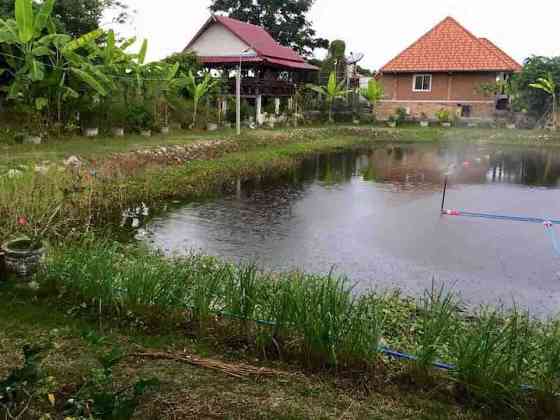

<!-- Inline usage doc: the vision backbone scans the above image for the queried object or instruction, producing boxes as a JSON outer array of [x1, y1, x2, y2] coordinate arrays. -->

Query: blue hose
[[443, 209, 560, 225]]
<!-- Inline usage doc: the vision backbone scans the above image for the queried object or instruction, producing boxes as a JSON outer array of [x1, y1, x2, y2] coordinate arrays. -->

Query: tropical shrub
[[512, 56, 560, 117], [307, 71, 351, 123]]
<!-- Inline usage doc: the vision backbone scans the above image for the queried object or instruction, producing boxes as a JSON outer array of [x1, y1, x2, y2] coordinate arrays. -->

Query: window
[[413, 74, 432, 92]]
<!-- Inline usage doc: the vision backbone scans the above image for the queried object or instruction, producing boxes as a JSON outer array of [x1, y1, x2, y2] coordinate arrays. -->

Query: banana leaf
[[33, 0, 55, 36], [71, 67, 108, 96], [62, 29, 103, 53], [15, 0, 34, 43]]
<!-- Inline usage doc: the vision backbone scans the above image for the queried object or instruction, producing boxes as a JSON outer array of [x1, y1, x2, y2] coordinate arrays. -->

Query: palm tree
[[530, 73, 557, 130], [183, 70, 219, 128], [307, 71, 351, 123], [360, 79, 384, 117]]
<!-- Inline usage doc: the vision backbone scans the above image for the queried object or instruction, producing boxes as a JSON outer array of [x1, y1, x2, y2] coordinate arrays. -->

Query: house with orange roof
[[376, 17, 522, 121]]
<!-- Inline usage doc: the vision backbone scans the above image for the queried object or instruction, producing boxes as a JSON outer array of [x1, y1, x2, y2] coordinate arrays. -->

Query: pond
[[142, 142, 560, 315]]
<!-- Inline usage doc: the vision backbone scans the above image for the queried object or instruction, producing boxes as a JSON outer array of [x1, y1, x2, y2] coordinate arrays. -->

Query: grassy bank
[[3, 126, 560, 166], [2, 241, 557, 419], [1, 280, 488, 420], [0, 128, 398, 240], [3, 126, 560, 241]]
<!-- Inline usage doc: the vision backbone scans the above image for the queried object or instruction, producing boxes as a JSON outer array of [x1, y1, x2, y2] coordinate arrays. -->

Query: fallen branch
[[128, 352, 289, 379]]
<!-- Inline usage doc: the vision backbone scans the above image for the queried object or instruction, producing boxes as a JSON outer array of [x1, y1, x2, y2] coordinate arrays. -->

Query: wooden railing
[[223, 79, 297, 97]]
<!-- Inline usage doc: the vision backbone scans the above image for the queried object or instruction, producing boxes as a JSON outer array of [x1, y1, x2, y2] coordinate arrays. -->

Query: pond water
[[142, 142, 560, 315]]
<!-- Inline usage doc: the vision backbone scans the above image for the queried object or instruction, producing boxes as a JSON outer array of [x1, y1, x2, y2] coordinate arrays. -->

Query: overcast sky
[[109, 0, 559, 70]]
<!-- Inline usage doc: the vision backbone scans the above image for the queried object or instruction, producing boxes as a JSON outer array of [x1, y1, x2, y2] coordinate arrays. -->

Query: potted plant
[[80, 100, 102, 137], [108, 100, 127, 137], [206, 109, 219, 131], [436, 108, 452, 127], [2, 204, 62, 277], [419, 112, 430, 127], [127, 104, 155, 137]]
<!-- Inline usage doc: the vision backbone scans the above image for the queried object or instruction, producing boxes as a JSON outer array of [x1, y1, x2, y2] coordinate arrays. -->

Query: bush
[[395, 107, 408, 122], [126, 104, 155, 132], [435, 108, 451, 123]]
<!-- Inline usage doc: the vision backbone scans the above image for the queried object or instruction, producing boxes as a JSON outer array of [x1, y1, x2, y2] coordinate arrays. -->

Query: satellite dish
[[345, 52, 365, 65]]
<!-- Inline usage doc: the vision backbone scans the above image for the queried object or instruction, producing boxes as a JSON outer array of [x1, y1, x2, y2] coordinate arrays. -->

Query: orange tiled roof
[[380, 17, 522, 73]]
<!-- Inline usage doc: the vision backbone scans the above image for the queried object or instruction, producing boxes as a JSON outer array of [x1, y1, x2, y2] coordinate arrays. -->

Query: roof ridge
[[379, 16, 452, 72], [449, 18, 514, 70], [478, 37, 522, 70], [379, 16, 518, 73], [214, 15, 268, 56]]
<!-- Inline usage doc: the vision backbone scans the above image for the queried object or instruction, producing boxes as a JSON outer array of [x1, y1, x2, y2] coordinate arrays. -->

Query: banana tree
[[126, 38, 150, 101], [530, 73, 558, 130], [45, 28, 111, 123], [182, 70, 219, 128], [0, 0, 57, 107], [307, 71, 351, 123], [143, 61, 180, 128], [84, 30, 137, 126], [360, 79, 384, 117], [0, 0, 110, 124]]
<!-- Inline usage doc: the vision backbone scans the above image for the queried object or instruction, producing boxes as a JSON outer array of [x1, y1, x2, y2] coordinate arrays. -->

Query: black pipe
[[441, 176, 448, 213]]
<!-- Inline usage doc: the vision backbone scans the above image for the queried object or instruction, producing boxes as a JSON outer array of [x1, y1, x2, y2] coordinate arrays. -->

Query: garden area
[[3, 0, 560, 419], [3, 125, 560, 419]]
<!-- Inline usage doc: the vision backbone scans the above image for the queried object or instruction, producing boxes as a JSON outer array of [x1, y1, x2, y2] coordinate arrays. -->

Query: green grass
[[2, 125, 560, 167], [0, 129, 228, 165], [17, 241, 558, 418], [0, 286, 488, 419]]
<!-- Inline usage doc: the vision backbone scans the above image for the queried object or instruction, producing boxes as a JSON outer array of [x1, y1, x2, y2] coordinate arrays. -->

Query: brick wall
[[380, 72, 498, 101], [376, 101, 495, 121], [377, 71, 498, 121]]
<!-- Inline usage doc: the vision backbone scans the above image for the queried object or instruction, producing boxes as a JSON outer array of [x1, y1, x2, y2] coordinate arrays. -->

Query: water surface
[[143, 142, 560, 315]]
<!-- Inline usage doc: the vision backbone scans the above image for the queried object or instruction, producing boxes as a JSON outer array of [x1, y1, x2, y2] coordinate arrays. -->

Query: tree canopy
[[209, 0, 328, 56], [0, 0, 130, 37], [513, 56, 560, 117]]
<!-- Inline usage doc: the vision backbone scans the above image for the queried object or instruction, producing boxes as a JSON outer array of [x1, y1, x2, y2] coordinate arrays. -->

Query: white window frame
[[412, 74, 432, 92]]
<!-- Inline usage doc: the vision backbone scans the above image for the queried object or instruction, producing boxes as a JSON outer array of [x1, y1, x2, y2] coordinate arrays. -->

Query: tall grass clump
[[277, 272, 385, 368], [412, 283, 457, 381], [0, 167, 68, 237], [532, 320, 560, 416], [449, 307, 535, 411]]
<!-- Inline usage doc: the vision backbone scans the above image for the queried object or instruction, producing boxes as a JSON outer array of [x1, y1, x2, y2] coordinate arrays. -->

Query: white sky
[[108, 0, 559, 70]]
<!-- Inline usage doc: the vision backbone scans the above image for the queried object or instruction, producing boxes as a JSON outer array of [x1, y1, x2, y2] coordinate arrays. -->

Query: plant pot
[[1, 239, 45, 277], [207, 123, 218, 131], [420, 121, 429, 127], [84, 128, 99, 137], [160, 126, 170, 135], [112, 127, 125, 137], [23, 135, 42, 145], [441, 122, 452, 128], [387, 121, 397, 128], [140, 130, 152, 137]]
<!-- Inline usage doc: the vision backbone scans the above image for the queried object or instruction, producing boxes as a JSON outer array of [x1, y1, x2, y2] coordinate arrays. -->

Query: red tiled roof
[[380, 17, 522, 73], [478, 38, 522, 72], [186, 15, 318, 71]]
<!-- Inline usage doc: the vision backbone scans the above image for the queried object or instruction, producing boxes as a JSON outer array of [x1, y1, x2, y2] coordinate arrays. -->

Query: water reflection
[[144, 143, 560, 315]]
